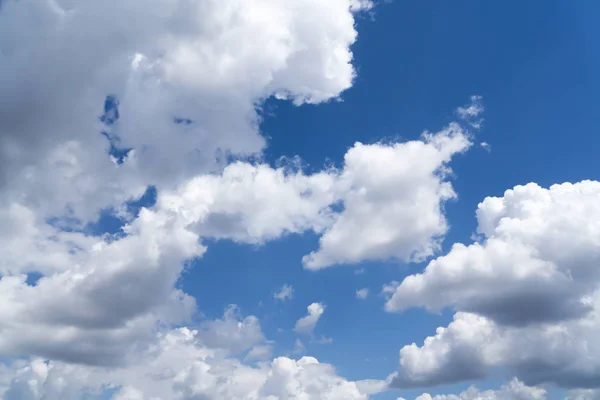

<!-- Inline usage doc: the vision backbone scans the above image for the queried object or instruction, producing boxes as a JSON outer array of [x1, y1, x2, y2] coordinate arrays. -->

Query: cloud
[[0, 0, 369, 222], [456, 95, 484, 129], [159, 116, 474, 269], [244, 344, 274, 362], [456, 95, 484, 119], [388, 181, 600, 389], [294, 303, 326, 335], [0, 208, 203, 366], [386, 181, 600, 326], [357, 288, 369, 299], [0, 0, 372, 370], [567, 390, 600, 400], [197, 305, 266, 355], [0, 326, 368, 400], [303, 123, 472, 269], [414, 378, 546, 400], [274, 284, 294, 302]]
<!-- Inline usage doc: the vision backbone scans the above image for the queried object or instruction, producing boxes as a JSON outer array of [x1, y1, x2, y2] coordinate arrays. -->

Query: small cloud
[[354, 268, 366, 275], [274, 284, 294, 302], [313, 336, 333, 345], [294, 302, 325, 335], [456, 95, 484, 119], [356, 288, 369, 299], [456, 95, 484, 129], [480, 141, 491, 152]]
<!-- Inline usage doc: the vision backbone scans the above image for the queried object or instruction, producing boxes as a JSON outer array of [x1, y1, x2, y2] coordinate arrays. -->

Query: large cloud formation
[[0, 0, 483, 398], [388, 181, 600, 390], [0, 324, 369, 400]]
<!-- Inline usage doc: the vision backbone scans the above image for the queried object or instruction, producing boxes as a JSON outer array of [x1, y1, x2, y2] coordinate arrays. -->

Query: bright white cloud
[[386, 181, 600, 325], [303, 124, 472, 269], [0, 327, 368, 400], [157, 117, 474, 269], [295, 303, 326, 335], [388, 181, 600, 389], [274, 284, 295, 302], [0, 0, 369, 223], [414, 378, 546, 400]]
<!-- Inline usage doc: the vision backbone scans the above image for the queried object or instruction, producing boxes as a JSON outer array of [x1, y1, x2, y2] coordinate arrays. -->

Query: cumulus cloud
[[386, 181, 600, 325], [0, 0, 369, 220], [0, 0, 373, 371], [388, 181, 600, 389], [158, 118, 473, 269], [303, 124, 472, 269], [414, 378, 546, 400], [357, 288, 369, 299], [0, 327, 368, 400], [295, 303, 326, 335], [197, 305, 266, 355]]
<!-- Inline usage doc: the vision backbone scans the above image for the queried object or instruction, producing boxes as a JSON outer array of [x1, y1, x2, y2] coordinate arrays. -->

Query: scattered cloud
[[388, 181, 600, 389], [357, 288, 370, 299], [274, 284, 294, 302], [294, 303, 326, 335]]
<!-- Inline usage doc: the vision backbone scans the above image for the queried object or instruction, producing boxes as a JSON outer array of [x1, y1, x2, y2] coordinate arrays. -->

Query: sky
[[0, 1, 599, 400]]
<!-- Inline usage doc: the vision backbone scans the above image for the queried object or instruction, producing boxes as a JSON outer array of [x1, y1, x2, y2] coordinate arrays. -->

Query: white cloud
[[244, 345, 274, 362], [0, 0, 369, 223], [456, 95, 484, 129], [158, 118, 473, 269], [414, 378, 546, 400], [274, 284, 294, 302], [386, 181, 600, 325], [110, 387, 144, 400], [456, 95, 484, 119], [0, 327, 367, 400], [197, 305, 266, 355], [0, 0, 372, 371], [388, 181, 600, 389], [294, 303, 326, 335], [303, 123, 472, 269], [356, 288, 369, 299]]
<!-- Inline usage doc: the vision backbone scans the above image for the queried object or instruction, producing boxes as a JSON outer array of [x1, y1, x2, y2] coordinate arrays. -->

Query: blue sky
[[1, 1, 600, 399]]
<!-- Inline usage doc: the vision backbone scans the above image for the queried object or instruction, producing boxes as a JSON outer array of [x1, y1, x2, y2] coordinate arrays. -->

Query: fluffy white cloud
[[0, 208, 203, 366], [275, 284, 295, 302], [356, 288, 369, 299], [388, 181, 600, 389], [0, 0, 370, 223], [386, 181, 600, 325], [414, 379, 546, 400], [158, 162, 338, 243], [0, 327, 369, 400], [158, 117, 473, 269], [303, 123, 471, 269], [197, 305, 266, 355], [0, 0, 373, 371], [295, 303, 326, 335]]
